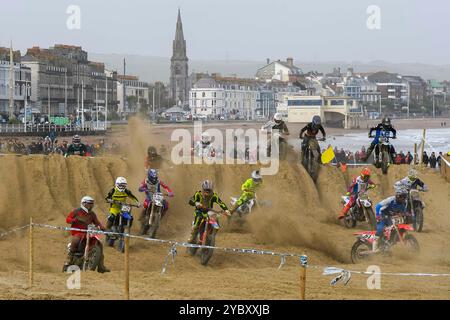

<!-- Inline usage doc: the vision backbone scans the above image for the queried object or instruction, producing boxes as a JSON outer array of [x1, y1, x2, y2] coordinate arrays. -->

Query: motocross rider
[[138, 169, 174, 227], [372, 186, 408, 252], [193, 132, 215, 157], [394, 168, 428, 192], [64, 196, 110, 273], [187, 180, 230, 244], [65, 135, 87, 157], [229, 170, 263, 215], [362, 117, 397, 162], [299, 115, 326, 163], [105, 177, 141, 231], [144, 146, 163, 170], [338, 167, 376, 220]]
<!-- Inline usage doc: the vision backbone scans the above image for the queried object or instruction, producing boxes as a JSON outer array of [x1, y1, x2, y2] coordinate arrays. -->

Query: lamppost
[[23, 83, 31, 132]]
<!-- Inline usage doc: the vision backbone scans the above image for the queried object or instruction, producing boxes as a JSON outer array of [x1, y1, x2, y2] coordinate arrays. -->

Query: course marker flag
[[321, 147, 335, 164]]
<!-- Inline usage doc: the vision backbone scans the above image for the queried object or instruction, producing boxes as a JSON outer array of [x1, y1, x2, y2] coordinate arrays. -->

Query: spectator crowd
[[0, 137, 122, 157]]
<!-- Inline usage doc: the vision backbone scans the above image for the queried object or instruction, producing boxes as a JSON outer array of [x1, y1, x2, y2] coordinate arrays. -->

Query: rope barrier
[[2, 223, 450, 281]]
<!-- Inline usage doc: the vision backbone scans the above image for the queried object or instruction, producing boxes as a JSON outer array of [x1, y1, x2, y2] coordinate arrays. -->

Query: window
[[330, 100, 344, 106], [287, 99, 322, 106], [202, 92, 205, 97]]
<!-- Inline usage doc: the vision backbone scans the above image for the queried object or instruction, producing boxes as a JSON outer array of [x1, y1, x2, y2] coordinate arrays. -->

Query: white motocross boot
[[372, 236, 380, 253]]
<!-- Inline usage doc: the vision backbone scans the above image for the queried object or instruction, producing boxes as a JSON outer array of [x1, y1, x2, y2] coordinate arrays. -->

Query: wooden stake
[[299, 254, 307, 300], [124, 228, 130, 300], [28, 216, 34, 288], [414, 143, 417, 165], [420, 129, 426, 164]]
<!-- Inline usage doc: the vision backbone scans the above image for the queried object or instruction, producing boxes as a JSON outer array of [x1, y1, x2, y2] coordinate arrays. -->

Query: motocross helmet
[[201, 132, 211, 145], [273, 113, 283, 124], [147, 169, 158, 185], [407, 168, 418, 182], [360, 167, 371, 182], [147, 146, 157, 158], [381, 117, 391, 129], [201, 180, 213, 196], [312, 115, 322, 128], [115, 177, 127, 192], [72, 135, 81, 145], [251, 169, 262, 183], [80, 195, 95, 212], [394, 186, 408, 203]]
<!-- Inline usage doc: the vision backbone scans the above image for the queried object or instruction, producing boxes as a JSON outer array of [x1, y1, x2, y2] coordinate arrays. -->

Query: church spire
[[170, 8, 188, 105], [173, 8, 186, 58]]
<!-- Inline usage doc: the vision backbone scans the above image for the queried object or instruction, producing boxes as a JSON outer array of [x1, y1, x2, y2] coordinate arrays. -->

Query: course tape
[[323, 267, 450, 278], [3, 223, 450, 279], [31, 223, 303, 272], [0, 224, 30, 238]]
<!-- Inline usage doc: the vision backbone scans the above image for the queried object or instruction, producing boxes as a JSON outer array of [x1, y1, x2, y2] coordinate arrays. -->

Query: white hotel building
[[189, 76, 258, 120]]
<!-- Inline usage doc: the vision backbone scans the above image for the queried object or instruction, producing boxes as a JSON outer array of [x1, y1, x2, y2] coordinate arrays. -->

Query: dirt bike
[[351, 215, 419, 264], [106, 200, 139, 253], [260, 122, 288, 160], [341, 191, 377, 230], [300, 137, 325, 182], [63, 224, 103, 272], [191, 143, 216, 160], [139, 191, 169, 238], [405, 189, 426, 232], [188, 209, 229, 266], [369, 131, 396, 175], [230, 196, 257, 218]]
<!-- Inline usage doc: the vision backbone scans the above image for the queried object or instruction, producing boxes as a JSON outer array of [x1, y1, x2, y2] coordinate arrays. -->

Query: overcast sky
[[1, 0, 449, 65]]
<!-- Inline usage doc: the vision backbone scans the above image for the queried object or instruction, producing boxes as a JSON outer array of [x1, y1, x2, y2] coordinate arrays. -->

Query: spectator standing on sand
[[422, 151, 429, 166], [395, 153, 402, 165], [437, 152, 443, 168], [405, 151, 413, 165], [429, 152, 437, 169]]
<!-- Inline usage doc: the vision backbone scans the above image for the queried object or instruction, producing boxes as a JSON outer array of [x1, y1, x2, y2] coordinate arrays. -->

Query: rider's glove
[[369, 184, 376, 189], [168, 192, 174, 197], [136, 202, 142, 208], [345, 192, 351, 196], [195, 202, 203, 209], [224, 210, 231, 217]]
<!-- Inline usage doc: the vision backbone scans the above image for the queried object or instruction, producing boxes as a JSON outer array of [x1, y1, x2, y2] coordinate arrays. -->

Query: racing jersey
[[299, 123, 326, 138], [105, 187, 139, 215]]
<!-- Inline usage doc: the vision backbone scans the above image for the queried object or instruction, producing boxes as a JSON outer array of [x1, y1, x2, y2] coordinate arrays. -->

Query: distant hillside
[[90, 53, 450, 83]]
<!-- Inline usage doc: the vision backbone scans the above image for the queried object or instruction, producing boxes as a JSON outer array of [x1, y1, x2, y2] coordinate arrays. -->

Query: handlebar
[[369, 134, 396, 139], [107, 199, 140, 207]]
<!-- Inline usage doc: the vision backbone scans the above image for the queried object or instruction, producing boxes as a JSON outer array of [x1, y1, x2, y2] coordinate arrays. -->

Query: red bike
[[351, 215, 419, 264], [63, 224, 103, 271], [188, 210, 229, 266]]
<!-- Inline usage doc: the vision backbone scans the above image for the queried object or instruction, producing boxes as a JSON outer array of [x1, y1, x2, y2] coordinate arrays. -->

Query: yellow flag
[[321, 147, 335, 164]]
